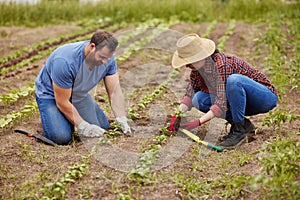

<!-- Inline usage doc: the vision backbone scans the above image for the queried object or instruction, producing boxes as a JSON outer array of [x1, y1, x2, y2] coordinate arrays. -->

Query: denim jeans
[[192, 74, 278, 122], [36, 94, 109, 145]]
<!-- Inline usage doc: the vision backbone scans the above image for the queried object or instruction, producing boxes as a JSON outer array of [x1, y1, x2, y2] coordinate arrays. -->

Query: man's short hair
[[90, 31, 118, 52]]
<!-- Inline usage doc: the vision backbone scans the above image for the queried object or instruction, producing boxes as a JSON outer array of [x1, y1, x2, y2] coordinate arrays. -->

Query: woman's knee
[[192, 92, 212, 112], [226, 74, 244, 89]]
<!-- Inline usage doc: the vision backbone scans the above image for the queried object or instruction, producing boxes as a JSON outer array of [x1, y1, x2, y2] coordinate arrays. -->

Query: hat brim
[[171, 38, 215, 68]]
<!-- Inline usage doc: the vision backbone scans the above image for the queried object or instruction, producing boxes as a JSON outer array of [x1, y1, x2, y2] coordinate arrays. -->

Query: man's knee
[[45, 129, 72, 145]]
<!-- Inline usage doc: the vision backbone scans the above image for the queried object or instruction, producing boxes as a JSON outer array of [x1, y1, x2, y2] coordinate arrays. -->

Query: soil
[[0, 22, 299, 200]]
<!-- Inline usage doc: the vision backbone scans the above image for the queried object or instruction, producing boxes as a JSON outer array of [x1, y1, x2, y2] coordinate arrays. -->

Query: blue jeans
[[36, 94, 109, 145], [192, 74, 278, 122]]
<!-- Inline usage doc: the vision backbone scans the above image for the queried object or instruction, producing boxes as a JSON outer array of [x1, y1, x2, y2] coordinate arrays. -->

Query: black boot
[[219, 120, 246, 149], [221, 118, 255, 141], [244, 118, 255, 134]]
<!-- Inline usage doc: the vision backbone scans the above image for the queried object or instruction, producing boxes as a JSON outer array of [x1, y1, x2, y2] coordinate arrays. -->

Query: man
[[35, 31, 131, 145], [168, 33, 278, 149]]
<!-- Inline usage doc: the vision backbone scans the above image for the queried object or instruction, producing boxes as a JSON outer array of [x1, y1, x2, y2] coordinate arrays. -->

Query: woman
[[169, 33, 278, 149]]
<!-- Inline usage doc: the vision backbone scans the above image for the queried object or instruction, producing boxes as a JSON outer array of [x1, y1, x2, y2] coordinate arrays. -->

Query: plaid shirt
[[181, 52, 278, 117]]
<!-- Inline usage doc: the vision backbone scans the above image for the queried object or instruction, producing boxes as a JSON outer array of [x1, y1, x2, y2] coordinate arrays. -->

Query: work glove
[[181, 119, 201, 130], [168, 115, 179, 131], [77, 121, 106, 137], [116, 116, 132, 134]]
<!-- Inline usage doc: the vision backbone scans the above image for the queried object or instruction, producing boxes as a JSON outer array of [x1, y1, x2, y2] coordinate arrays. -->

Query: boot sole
[[220, 128, 256, 142], [220, 137, 247, 150]]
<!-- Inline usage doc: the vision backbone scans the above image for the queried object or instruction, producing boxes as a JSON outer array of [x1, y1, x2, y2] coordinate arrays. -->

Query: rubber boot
[[219, 120, 246, 149]]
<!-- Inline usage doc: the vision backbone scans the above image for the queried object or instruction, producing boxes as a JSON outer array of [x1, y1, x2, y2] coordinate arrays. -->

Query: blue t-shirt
[[35, 41, 117, 103]]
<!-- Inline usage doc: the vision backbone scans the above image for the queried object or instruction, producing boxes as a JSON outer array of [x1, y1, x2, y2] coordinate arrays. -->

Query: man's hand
[[181, 119, 201, 130], [77, 121, 106, 137], [116, 116, 132, 134]]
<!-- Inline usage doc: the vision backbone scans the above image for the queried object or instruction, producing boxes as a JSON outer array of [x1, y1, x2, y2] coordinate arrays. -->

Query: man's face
[[86, 45, 114, 68]]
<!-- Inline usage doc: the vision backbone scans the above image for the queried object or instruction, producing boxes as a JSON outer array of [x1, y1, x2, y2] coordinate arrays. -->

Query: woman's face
[[186, 59, 205, 70]]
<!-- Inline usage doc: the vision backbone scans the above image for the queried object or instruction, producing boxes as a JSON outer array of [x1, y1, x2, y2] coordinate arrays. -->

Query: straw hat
[[172, 33, 215, 68]]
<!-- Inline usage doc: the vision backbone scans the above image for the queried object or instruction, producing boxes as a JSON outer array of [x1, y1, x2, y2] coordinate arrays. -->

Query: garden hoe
[[174, 117, 223, 152], [14, 129, 56, 146]]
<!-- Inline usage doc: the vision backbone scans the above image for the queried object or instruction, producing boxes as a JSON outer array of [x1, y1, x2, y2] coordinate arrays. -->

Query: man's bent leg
[[36, 96, 73, 145], [73, 95, 110, 129]]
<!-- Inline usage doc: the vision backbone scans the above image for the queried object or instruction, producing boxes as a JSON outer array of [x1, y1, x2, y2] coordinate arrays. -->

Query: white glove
[[116, 116, 132, 134], [77, 121, 106, 137]]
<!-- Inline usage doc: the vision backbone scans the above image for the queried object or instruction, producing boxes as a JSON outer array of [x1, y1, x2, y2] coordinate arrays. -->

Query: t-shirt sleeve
[[106, 57, 117, 76], [51, 58, 74, 88]]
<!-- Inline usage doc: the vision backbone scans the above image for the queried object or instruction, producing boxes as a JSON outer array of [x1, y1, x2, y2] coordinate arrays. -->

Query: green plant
[[105, 121, 122, 138], [262, 109, 300, 131], [216, 174, 251, 199], [128, 151, 157, 185], [202, 20, 217, 38], [172, 173, 213, 199], [41, 163, 87, 199], [0, 101, 38, 130], [0, 84, 35, 104], [250, 137, 300, 199], [217, 20, 236, 52], [118, 193, 132, 200]]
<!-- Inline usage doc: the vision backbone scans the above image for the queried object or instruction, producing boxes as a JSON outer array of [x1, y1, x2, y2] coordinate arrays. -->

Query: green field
[[0, 0, 299, 199]]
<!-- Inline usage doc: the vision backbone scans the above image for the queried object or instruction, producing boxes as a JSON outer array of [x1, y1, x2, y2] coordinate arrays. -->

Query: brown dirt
[[0, 22, 299, 200], [0, 24, 81, 59]]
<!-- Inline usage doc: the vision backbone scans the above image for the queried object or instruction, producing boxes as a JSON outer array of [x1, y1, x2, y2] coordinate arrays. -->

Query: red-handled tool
[[14, 129, 56, 146]]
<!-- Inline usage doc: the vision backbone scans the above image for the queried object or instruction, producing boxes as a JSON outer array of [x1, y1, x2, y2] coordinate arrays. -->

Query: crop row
[[0, 25, 117, 78], [0, 84, 35, 104], [116, 18, 178, 63], [217, 20, 236, 52], [0, 102, 37, 129], [126, 22, 220, 185], [0, 20, 111, 69], [128, 68, 179, 119], [1, 19, 152, 78]]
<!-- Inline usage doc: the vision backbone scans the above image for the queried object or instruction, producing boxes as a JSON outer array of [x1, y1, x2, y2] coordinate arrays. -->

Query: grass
[[0, 0, 299, 27]]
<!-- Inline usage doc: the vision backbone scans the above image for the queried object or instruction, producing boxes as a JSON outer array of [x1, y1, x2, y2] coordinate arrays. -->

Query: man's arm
[[104, 73, 126, 117], [53, 82, 84, 127]]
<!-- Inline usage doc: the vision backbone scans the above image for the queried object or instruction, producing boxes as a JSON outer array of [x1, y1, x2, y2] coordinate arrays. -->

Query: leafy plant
[[262, 109, 300, 131], [41, 163, 87, 199], [202, 20, 217, 38], [0, 84, 35, 104], [128, 150, 157, 185], [217, 20, 236, 52], [0, 102, 38, 130], [118, 193, 132, 200], [250, 137, 300, 199], [105, 121, 123, 138]]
